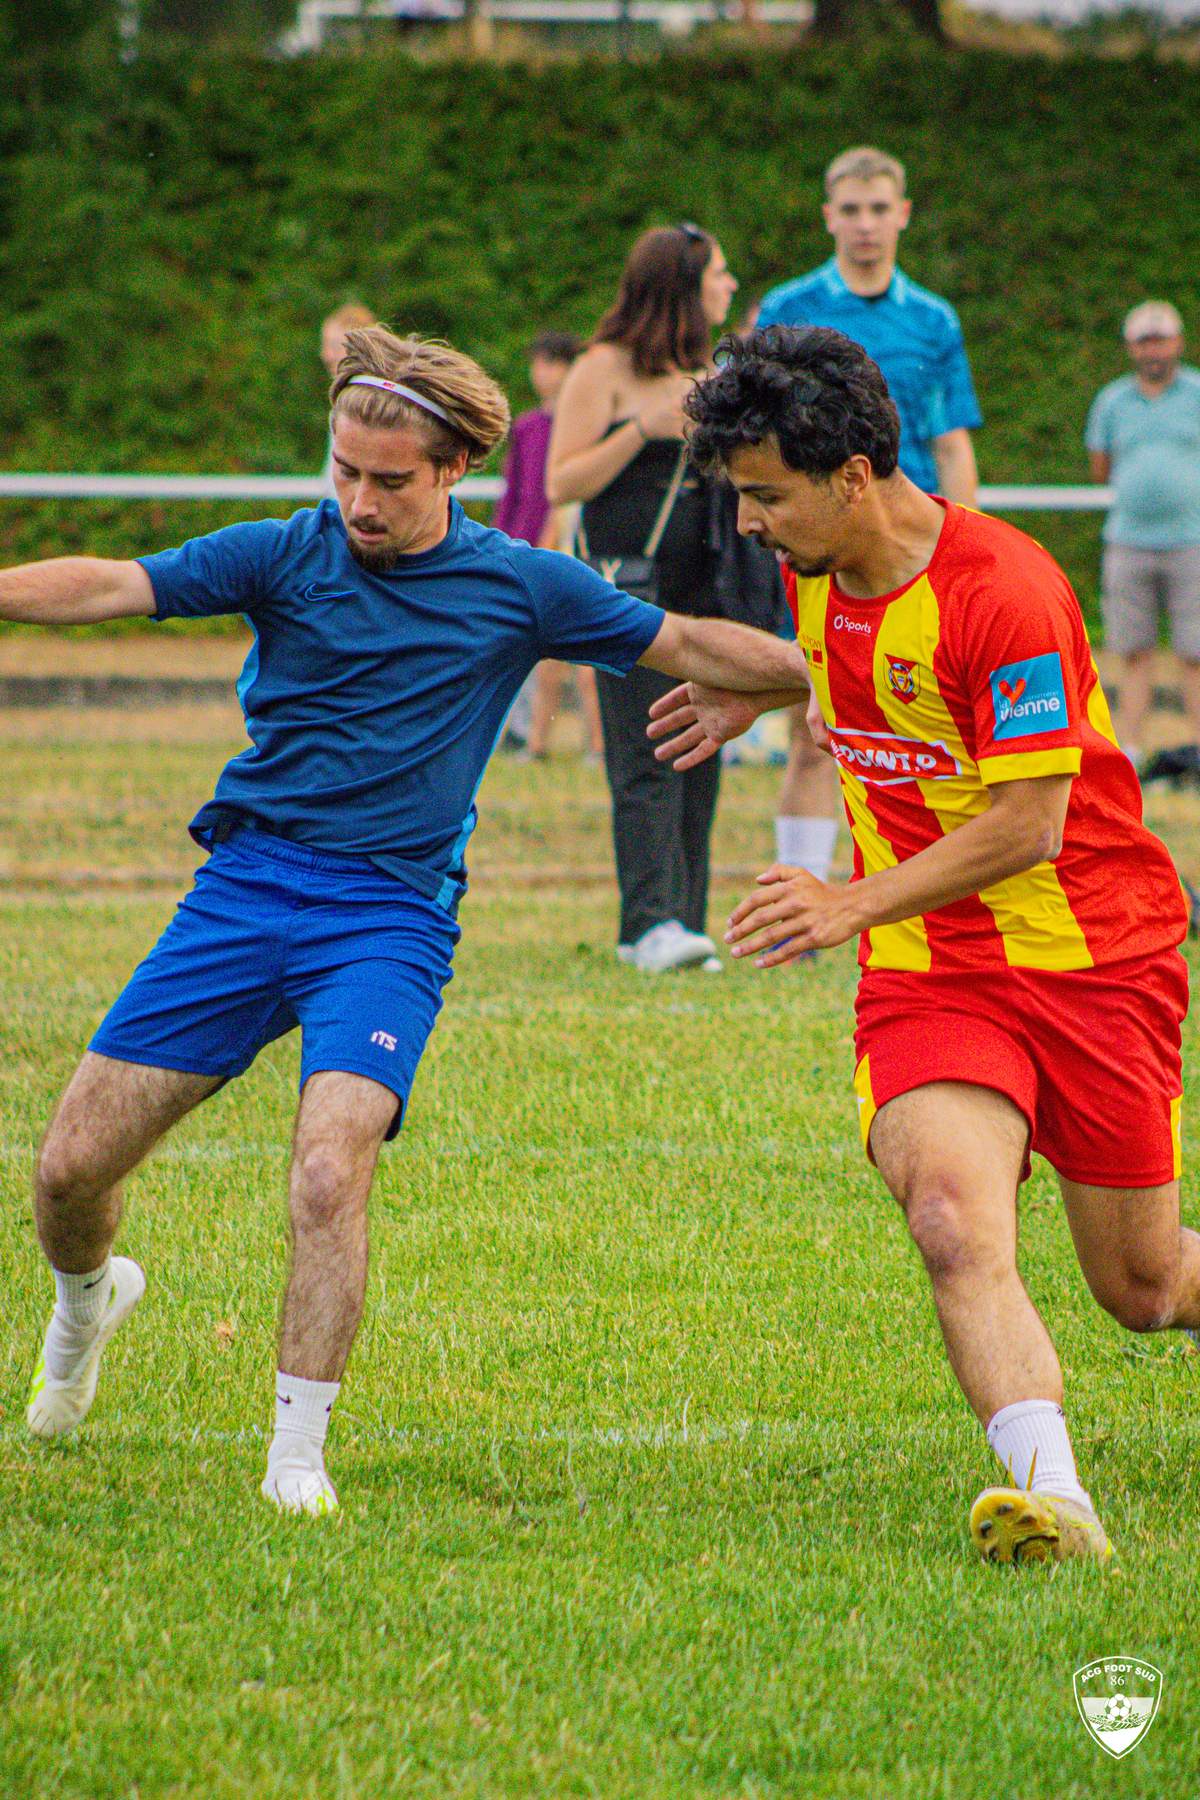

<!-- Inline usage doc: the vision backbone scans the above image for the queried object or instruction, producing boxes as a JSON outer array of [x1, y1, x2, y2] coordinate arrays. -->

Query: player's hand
[[647, 682, 762, 771], [806, 685, 831, 755], [725, 863, 861, 966]]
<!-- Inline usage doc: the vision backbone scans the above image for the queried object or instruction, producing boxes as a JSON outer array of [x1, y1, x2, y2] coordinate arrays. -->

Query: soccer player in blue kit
[[12, 329, 813, 1514]]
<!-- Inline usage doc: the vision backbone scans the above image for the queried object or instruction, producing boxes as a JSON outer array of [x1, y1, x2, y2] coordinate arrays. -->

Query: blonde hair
[[824, 146, 907, 199], [329, 328, 511, 471]]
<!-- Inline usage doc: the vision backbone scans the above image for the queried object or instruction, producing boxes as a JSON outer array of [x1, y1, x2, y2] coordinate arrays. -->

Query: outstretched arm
[[0, 558, 155, 625], [638, 613, 810, 770], [639, 611, 809, 695]]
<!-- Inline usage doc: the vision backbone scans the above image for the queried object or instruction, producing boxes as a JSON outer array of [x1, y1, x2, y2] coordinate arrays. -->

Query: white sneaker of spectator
[[617, 920, 717, 973]]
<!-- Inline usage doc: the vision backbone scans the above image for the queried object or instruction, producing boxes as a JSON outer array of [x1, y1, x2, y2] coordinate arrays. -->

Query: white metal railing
[[279, 0, 1200, 53], [0, 473, 503, 502], [0, 473, 1110, 511], [281, 0, 813, 52]]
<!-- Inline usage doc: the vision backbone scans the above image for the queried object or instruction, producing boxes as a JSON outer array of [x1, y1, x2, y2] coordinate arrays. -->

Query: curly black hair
[[685, 325, 900, 481]]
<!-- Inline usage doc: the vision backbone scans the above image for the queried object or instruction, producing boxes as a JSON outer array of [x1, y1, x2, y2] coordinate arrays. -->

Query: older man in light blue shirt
[[1087, 300, 1200, 769]]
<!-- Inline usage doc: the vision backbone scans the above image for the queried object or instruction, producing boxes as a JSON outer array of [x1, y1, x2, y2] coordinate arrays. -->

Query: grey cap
[[1124, 300, 1184, 342]]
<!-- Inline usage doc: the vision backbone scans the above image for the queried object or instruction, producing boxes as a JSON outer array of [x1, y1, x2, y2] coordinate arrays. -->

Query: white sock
[[986, 1399, 1091, 1509], [775, 815, 838, 882], [44, 1258, 113, 1379], [267, 1371, 340, 1472]]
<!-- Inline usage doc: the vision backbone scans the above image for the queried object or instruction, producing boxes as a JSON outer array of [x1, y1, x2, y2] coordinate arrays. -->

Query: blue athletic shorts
[[90, 827, 460, 1139]]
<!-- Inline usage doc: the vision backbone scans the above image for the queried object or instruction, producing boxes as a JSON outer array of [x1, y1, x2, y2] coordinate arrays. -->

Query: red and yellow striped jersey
[[784, 501, 1186, 973]]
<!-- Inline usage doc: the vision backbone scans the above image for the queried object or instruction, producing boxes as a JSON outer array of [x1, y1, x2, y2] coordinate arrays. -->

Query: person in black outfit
[[547, 224, 740, 972]]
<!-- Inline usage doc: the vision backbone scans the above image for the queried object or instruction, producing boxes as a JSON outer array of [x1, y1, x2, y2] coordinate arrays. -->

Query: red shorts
[[853, 948, 1188, 1188]]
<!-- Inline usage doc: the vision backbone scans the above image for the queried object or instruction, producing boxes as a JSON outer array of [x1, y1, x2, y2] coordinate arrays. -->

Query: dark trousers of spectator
[[596, 662, 721, 946]]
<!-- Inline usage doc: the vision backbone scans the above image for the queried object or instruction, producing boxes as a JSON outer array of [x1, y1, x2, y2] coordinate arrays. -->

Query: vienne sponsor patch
[[989, 652, 1068, 741], [1073, 1657, 1163, 1759], [827, 726, 960, 786]]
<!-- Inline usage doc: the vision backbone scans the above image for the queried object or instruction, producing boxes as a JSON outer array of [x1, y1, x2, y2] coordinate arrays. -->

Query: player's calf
[[260, 1071, 394, 1516]]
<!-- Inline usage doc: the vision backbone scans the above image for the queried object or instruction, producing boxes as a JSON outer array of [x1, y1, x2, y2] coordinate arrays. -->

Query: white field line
[[0, 1413, 862, 1454], [0, 1134, 862, 1165]]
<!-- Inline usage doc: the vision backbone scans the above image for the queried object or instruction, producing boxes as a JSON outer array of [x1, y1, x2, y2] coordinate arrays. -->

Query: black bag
[[576, 445, 688, 604]]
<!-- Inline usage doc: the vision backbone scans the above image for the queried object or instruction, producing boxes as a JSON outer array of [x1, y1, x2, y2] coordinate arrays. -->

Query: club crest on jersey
[[989, 653, 1068, 740], [800, 634, 824, 668], [884, 654, 920, 704]]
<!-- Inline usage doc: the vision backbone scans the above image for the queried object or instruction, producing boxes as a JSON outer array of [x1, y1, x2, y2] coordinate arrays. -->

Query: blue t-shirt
[[1085, 366, 1200, 549], [139, 499, 663, 910], [757, 259, 983, 494]]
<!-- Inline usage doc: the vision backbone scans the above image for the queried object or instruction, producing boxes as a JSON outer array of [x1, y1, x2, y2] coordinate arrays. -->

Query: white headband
[[345, 375, 454, 427]]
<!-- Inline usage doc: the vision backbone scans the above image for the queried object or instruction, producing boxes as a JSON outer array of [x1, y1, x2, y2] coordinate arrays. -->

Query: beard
[[347, 534, 405, 573], [786, 554, 837, 579]]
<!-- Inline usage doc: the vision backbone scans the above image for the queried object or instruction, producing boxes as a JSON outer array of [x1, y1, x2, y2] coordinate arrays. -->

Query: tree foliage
[[811, 0, 944, 40], [141, 0, 295, 47], [0, 0, 117, 55]]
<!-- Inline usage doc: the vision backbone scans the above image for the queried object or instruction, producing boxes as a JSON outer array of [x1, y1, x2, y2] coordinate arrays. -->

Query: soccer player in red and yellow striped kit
[[652, 325, 1200, 1564]]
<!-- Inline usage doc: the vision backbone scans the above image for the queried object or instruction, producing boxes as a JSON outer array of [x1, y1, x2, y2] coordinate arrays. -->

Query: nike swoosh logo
[[83, 1275, 105, 1289], [277, 1394, 293, 1405]]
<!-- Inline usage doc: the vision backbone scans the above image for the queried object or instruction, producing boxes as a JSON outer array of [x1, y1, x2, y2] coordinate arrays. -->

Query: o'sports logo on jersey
[[989, 653, 1068, 740], [827, 726, 960, 786], [885, 654, 920, 704]]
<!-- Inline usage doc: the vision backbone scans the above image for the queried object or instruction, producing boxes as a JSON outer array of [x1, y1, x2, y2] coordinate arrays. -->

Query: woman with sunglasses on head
[[547, 224, 740, 973]]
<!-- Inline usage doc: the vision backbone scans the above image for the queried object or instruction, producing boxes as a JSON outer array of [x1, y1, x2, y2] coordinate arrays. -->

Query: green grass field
[[3, 704, 1199, 1798]]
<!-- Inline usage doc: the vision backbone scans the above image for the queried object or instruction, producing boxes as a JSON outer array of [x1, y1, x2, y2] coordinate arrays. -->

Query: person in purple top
[[495, 333, 604, 758], [494, 332, 580, 546]]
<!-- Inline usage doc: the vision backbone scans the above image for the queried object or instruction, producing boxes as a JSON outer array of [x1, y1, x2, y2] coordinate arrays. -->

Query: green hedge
[[1, 42, 1197, 626]]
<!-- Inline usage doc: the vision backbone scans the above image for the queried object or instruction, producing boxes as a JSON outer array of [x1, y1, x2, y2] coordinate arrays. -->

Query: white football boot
[[262, 1461, 340, 1517], [27, 1256, 146, 1439]]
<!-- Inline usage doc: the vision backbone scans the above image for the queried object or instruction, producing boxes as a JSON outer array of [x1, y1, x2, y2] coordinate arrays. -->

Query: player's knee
[[904, 1183, 992, 1283], [1098, 1275, 1177, 1335], [35, 1131, 101, 1209], [290, 1145, 361, 1232]]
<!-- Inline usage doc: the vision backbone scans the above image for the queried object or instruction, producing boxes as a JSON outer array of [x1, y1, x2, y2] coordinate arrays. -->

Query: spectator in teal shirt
[[1087, 300, 1200, 771]]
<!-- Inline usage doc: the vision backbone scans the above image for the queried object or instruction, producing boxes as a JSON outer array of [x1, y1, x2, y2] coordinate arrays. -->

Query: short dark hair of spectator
[[530, 331, 583, 365], [685, 326, 901, 482], [593, 225, 716, 380]]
